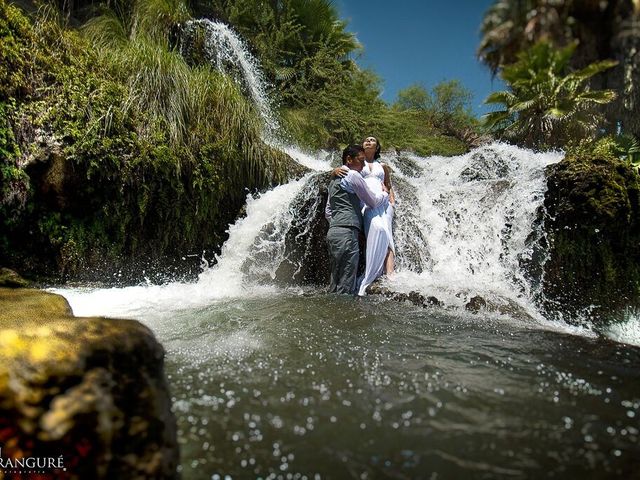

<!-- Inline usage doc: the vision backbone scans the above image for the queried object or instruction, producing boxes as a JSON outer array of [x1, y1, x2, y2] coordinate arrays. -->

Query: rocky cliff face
[[0, 284, 178, 479], [543, 154, 640, 322]]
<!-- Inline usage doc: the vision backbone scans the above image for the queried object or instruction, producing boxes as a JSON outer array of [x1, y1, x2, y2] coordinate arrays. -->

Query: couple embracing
[[325, 136, 395, 296]]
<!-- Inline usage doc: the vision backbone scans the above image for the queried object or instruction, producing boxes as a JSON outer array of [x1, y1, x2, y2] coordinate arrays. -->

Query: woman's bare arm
[[382, 164, 395, 205]]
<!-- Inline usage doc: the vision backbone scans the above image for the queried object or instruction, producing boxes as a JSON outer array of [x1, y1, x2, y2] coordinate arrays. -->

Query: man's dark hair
[[342, 144, 364, 164]]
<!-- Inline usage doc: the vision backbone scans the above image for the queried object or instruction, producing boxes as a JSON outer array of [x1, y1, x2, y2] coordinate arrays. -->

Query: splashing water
[[58, 176, 311, 318], [385, 144, 561, 313], [604, 311, 640, 346]]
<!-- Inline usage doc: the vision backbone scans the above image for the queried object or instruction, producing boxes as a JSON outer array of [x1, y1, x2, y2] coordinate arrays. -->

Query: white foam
[[389, 144, 562, 313], [55, 176, 310, 318], [604, 314, 640, 346]]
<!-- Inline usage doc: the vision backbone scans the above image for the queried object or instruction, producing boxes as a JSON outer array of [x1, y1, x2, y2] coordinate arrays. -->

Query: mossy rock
[[0, 288, 178, 479], [543, 154, 640, 320], [545, 155, 640, 228], [0, 267, 30, 288]]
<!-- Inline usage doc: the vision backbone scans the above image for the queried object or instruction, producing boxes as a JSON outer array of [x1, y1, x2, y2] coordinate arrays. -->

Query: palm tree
[[480, 0, 550, 75], [478, 0, 640, 136], [484, 41, 617, 148]]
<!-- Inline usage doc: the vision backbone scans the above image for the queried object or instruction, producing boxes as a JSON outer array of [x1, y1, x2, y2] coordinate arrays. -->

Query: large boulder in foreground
[[0, 288, 178, 479]]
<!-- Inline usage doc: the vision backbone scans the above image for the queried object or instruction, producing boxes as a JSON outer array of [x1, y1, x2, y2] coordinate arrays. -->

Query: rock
[[245, 172, 332, 286], [0, 287, 72, 321], [0, 267, 30, 287], [460, 147, 513, 181], [465, 295, 487, 313], [389, 154, 423, 178], [367, 282, 442, 308], [0, 288, 178, 479], [543, 153, 640, 322]]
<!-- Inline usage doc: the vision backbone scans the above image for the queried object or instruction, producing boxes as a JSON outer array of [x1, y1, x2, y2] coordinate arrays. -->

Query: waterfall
[[174, 21, 561, 314], [174, 21, 564, 311], [180, 19, 280, 139], [59, 144, 564, 326], [178, 19, 332, 171], [57, 18, 612, 338], [385, 144, 562, 313], [228, 144, 564, 313], [59, 175, 313, 317]]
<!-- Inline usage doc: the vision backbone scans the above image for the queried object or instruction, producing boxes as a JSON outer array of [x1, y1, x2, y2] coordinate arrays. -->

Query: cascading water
[[174, 18, 565, 318], [385, 144, 561, 315], [51, 18, 640, 479], [178, 19, 331, 171], [180, 19, 280, 138]]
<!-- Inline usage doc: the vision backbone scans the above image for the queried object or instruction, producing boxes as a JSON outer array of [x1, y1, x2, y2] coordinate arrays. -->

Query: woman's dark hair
[[363, 136, 382, 159], [342, 144, 364, 164]]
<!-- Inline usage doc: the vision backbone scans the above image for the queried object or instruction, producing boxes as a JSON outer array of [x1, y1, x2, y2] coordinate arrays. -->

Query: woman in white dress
[[357, 136, 395, 295]]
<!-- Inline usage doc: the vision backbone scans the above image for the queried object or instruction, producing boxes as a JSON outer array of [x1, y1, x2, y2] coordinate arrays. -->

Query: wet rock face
[[543, 155, 640, 321], [367, 283, 443, 308], [465, 295, 487, 313], [0, 288, 178, 479], [275, 172, 332, 286], [460, 147, 515, 181]]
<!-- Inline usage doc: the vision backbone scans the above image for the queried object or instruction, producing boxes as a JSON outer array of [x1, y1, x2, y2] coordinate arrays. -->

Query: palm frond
[[482, 109, 512, 130], [484, 90, 516, 105], [575, 89, 617, 104], [511, 98, 537, 112], [568, 60, 619, 83]]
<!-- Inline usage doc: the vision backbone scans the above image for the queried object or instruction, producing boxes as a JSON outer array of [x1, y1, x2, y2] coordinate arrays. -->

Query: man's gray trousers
[[327, 225, 360, 294]]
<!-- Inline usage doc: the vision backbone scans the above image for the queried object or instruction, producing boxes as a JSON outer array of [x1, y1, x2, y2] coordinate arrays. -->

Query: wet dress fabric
[[358, 161, 395, 296]]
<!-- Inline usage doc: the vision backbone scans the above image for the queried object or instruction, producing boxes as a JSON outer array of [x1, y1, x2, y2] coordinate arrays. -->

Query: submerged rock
[[0, 288, 178, 479], [367, 283, 442, 308], [465, 295, 487, 313]]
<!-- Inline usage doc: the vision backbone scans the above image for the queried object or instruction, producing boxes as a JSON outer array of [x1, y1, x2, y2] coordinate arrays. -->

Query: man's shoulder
[[328, 175, 346, 194], [344, 169, 361, 181]]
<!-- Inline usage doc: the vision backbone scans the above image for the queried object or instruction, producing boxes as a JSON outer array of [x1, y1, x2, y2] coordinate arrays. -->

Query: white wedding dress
[[358, 161, 395, 296]]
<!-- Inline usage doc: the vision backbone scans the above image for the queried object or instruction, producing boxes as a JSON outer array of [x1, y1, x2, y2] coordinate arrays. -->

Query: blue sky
[[335, 0, 503, 116]]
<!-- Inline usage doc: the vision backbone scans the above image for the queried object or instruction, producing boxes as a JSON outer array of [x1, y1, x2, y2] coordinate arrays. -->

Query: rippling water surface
[[124, 294, 640, 479]]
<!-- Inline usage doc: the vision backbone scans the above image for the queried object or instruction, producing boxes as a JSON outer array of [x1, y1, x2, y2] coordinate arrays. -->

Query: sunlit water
[[58, 290, 640, 479]]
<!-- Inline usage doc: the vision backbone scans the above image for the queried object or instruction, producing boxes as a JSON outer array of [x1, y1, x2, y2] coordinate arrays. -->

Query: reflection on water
[[138, 295, 640, 479]]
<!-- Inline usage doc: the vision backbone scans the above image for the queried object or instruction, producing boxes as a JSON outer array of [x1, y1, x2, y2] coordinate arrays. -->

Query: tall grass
[[82, 0, 276, 184]]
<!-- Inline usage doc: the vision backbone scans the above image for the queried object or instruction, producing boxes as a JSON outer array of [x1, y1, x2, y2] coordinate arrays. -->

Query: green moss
[[0, 4, 294, 281], [543, 143, 640, 320], [0, 2, 33, 100]]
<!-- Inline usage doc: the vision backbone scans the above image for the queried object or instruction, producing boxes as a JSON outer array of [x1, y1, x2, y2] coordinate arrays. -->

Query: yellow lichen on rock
[[0, 287, 178, 479], [0, 288, 73, 326]]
